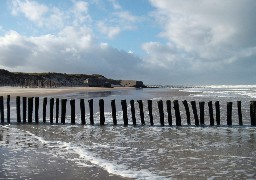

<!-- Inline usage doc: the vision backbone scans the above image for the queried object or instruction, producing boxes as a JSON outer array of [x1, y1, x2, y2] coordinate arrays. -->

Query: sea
[[1, 85, 256, 179]]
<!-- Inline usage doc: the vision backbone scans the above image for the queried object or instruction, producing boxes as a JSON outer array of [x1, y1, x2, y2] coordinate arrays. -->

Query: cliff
[[0, 69, 145, 88]]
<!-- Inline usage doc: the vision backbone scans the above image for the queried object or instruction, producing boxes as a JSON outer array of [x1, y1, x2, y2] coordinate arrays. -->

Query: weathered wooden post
[[158, 100, 164, 126], [137, 100, 145, 125], [99, 99, 105, 125], [148, 100, 154, 126], [56, 98, 59, 123], [250, 101, 256, 126], [16, 96, 21, 123], [7, 95, 10, 124], [191, 101, 199, 126], [35, 97, 39, 123], [111, 100, 117, 125], [43, 97, 47, 123], [173, 100, 181, 126], [166, 100, 172, 126], [237, 101, 243, 125], [227, 102, 232, 126], [61, 99, 67, 124], [50, 98, 54, 124], [199, 102, 205, 125], [0, 96, 4, 123], [208, 101, 214, 126], [215, 101, 220, 125], [70, 99, 76, 124], [80, 99, 86, 125], [121, 100, 128, 125], [28, 97, 33, 123], [23, 97, 27, 123], [182, 100, 190, 125], [130, 100, 136, 125], [88, 99, 94, 125]]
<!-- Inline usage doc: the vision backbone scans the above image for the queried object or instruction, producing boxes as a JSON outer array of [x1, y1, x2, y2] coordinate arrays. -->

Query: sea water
[[1, 86, 256, 179]]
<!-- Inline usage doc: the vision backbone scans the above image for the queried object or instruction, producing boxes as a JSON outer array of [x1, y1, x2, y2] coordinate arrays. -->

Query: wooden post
[[121, 100, 128, 125], [70, 99, 75, 124], [208, 101, 214, 126], [227, 102, 232, 126], [0, 96, 4, 123], [56, 98, 59, 123], [250, 101, 256, 126], [166, 100, 172, 126], [80, 99, 86, 125], [23, 97, 27, 123], [130, 100, 136, 125], [111, 100, 117, 125], [7, 95, 10, 124], [99, 99, 105, 125], [43, 97, 47, 123], [35, 97, 39, 123], [173, 100, 181, 126], [16, 96, 21, 123], [88, 99, 94, 125], [191, 101, 199, 126], [199, 102, 205, 125], [148, 100, 154, 126], [137, 100, 145, 125], [215, 101, 220, 125], [157, 100, 164, 126], [237, 101, 243, 125], [50, 98, 54, 124], [182, 100, 190, 125], [61, 99, 67, 124], [28, 97, 33, 123]]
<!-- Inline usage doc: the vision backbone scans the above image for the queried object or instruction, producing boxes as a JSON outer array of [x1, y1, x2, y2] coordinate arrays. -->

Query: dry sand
[[0, 86, 134, 98]]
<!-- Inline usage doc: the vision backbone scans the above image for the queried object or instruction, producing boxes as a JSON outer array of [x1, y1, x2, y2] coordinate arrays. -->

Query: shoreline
[[0, 86, 134, 98]]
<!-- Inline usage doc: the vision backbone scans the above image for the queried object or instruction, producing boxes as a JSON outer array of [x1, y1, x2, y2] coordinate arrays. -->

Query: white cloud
[[97, 21, 121, 38], [109, 0, 122, 10], [11, 0, 48, 25], [71, 0, 91, 26], [10, 0, 91, 30], [0, 29, 143, 80], [140, 0, 256, 84], [149, 0, 256, 62]]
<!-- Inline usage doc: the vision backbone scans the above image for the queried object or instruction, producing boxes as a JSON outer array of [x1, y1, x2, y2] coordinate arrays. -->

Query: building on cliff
[[84, 78, 111, 87], [120, 80, 145, 88], [84, 78, 145, 88]]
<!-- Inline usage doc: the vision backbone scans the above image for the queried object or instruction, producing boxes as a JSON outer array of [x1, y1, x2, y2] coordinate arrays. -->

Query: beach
[[0, 86, 134, 98], [1, 86, 256, 179]]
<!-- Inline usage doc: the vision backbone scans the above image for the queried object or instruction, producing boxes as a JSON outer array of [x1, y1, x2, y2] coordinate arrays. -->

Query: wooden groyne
[[0, 95, 256, 126]]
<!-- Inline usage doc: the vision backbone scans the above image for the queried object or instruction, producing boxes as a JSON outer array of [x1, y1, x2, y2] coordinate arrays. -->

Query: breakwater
[[0, 95, 256, 126]]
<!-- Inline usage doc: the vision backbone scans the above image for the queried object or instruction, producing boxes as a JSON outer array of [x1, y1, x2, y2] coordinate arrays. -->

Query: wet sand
[[0, 86, 134, 98], [0, 126, 128, 180]]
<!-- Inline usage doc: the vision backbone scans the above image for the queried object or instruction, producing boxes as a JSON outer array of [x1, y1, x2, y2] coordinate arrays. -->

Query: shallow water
[[1, 86, 256, 179]]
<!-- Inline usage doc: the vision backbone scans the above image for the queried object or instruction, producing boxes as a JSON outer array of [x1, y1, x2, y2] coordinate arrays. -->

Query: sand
[[0, 126, 127, 180], [0, 86, 134, 98]]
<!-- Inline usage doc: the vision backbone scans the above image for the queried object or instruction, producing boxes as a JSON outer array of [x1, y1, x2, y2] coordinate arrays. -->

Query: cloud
[[109, 0, 122, 10], [71, 0, 91, 26], [0, 28, 143, 80], [97, 21, 121, 38], [10, 0, 91, 29], [142, 0, 256, 84], [11, 0, 48, 25]]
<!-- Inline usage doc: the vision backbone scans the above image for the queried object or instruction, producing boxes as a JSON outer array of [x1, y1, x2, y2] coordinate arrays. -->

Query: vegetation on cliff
[[0, 69, 121, 87]]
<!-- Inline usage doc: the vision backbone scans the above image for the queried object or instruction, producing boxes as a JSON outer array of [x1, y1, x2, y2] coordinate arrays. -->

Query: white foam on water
[[181, 85, 256, 98], [9, 126, 166, 180]]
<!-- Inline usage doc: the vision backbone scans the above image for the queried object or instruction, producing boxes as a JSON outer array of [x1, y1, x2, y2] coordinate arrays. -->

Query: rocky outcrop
[[0, 69, 121, 87], [0, 69, 145, 88]]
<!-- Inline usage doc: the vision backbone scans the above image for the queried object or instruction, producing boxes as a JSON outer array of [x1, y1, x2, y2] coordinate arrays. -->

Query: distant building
[[84, 78, 111, 87], [120, 80, 145, 88]]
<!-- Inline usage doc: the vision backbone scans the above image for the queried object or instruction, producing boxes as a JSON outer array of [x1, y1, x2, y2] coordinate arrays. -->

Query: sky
[[0, 0, 255, 85]]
